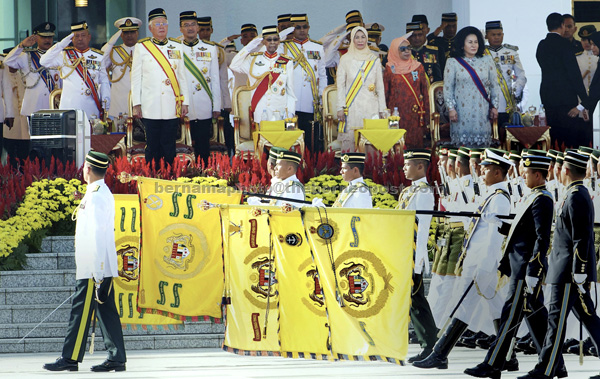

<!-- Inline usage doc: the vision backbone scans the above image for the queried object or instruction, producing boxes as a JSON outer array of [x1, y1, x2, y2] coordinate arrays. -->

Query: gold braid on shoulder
[[60, 52, 86, 81], [107, 47, 132, 83]]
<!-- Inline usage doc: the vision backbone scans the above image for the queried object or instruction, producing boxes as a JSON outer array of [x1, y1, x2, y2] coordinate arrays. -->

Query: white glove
[[59, 33, 74, 48], [574, 273, 587, 292], [278, 26, 295, 41], [246, 36, 264, 52], [107, 30, 122, 46], [481, 212, 502, 226], [93, 272, 104, 285], [311, 197, 326, 208], [102, 98, 110, 112], [525, 275, 538, 294], [246, 196, 262, 206]]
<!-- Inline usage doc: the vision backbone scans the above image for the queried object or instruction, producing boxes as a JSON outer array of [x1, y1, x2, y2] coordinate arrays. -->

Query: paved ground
[[1, 345, 599, 378]]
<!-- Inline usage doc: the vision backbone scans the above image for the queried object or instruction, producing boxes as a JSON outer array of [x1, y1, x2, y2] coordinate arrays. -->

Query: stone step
[[24, 253, 75, 270], [0, 321, 224, 339], [0, 269, 75, 289], [0, 286, 75, 306], [0, 333, 224, 354], [40, 236, 75, 254]]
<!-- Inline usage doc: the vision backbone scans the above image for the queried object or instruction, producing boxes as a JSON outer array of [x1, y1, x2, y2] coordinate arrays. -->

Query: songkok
[[346, 22, 362, 32], [448, 149, 459, 160], [346, 10, 363, 24], [564, 150, 589, 169], [508, 150, 521, 162], [276, 150, 302, 164], [404, 149, 431, 161], [469, 148, 485, 159], [438, 147, 450, 157], [522, 149, 547, 157], [71, 21, 88, 32], [485, 20, 503, 31], [556, 152, 564, 165], [480, 149, 513, 171], [591, 149, 600, 162], [197, 16, 212, 27], [341, 152, 366, 164], [268, 147, 286, 160], [290, 14, 308, 23], [262, 25, 278, 36], [522, 155, 552, 171], [33, 22, 56, 37], [442, 13, 458, 22], [577, 146, 594, 157], [86, 151, 110, 169], [412, 14, 429, 25], [579, 24, 596, 39], [406, 22, 423, 32], [225, 40, 237, 51], [148, 8, 167, 22], [180, 11, 197, 24], [546, 149, 560, 162], [241, 23, 257, 34], [457, 146, 471, 159], [277, 14, 291, 24], [115, 17, 142, 31]]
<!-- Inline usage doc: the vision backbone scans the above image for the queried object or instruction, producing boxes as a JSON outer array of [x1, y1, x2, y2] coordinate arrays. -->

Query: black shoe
[[518, 340, 537, 355], [502, 357, 519, 372], [412, 351, 448, 369], [476, 334, 496, 350], [407, 349, 432, 364], [516, 334, 533, 352], [43, 357, 78, 372], [584, 337, 595, 356], [516, 371, 551, 379], [589, 344, 598, 357], [464, 362, 501, 379], [562, 338, 579, 353], [456, 330, 475, 347], [90, 359, 126, 372], [555, 366, 568, 378], [589, 374, 600, 379], [459, 331, 486, 349]]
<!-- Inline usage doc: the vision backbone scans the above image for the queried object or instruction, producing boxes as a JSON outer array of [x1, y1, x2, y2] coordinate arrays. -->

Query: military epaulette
[[369, 46, 380, 52], [168, 38, 182, 43], [426, 45, 438, 50], [23, 47, 37, 52], [91, 48, 104, 55], [309, 38, 323, 45], [576, 50, 584, 56], [280, 54, 292, 60], [138, 37, 151, 43], [250, 52, 263, 56], [503, 43, 518, 51], [64, 46, 75, 50], [92, 184, 101, 192], [417, 181, 431, 189]]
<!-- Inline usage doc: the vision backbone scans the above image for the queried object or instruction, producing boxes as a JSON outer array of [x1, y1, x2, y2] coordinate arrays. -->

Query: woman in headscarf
[[444, 26, 499, 147], [336, 26, 386, 152], [384, 35, 430, 148]]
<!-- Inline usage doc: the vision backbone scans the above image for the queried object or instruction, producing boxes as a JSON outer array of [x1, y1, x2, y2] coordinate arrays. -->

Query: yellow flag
[[301, 207, 415, 364], [269, 210, 331, 359], [137, 178, 242, 320], [221, 205, 280, 355], [113, 195, 181, 329]]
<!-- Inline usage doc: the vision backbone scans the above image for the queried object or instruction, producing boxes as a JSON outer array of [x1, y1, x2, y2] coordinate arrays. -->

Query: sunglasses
[[265, 37, 280, 42], [399, 46, 412, 52]]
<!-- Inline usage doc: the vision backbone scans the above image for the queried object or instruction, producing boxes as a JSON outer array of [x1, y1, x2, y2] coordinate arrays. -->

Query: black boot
[[407, 349, 432, 363], [562, 338, 579, 353], [464, 362, 501, 379], [413, 318, 468, 369]]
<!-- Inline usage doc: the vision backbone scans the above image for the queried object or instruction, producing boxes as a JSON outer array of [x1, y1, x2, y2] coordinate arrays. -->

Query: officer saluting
[[102, 17, 142, 119], [519, 151, 600, 379], [407, 21, 442, 83], [40, 21, 110, 120], [43, 152, 126, 372], [427, 13, 458, 71]]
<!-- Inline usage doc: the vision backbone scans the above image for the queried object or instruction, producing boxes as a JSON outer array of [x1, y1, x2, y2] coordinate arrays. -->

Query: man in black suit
[[517, 151, 600, 379], [536, 13, 590, 148], [582, 32, 600, 123], [465, 154, 567, 379]]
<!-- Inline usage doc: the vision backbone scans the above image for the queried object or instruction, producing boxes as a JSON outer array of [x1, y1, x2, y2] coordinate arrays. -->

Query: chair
[[322, 84, 341, 152], [49, 89, 62, 109], [125, 92, 195, 165], [209, 116, 228, 154], [232, 86, 256, 156]]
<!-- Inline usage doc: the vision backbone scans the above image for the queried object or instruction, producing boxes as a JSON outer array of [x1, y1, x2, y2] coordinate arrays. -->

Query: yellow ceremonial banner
[[269, 210, 331, 359], [221, 205, 280, 355], [113, 195, 181, 330], [136, 178, 242, 321], [301, 207, 415, 364]]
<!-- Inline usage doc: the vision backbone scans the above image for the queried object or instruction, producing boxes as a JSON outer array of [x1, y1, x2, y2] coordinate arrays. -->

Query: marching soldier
[[407, 21, 442, 83], [43, 151, 126, 372], [518, 151, 600, 379], [131, 8, 189, 167], [101, 17, 142, 119], [282, 14, 326, 152], [40, 21, 110, 120], [576, 25, 598, 92], [427, 13, 458, 71], [484, 20, 527, 133], [465, 154, 564, 378], [179, 11, 221, 165], [230, 25, 296, 123], [414, 149, 512, 370], [395, 149, 438, 363]]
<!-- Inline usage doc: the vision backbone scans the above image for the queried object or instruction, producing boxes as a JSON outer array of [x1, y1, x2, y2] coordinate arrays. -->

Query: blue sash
[[455, 57, 492, 110], [30, 51, 57, 93]]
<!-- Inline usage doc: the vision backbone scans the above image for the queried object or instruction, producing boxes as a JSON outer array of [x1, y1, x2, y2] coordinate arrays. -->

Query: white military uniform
[[269, 174, 305, 208], [4, 46, 61, 116], [74, 179, 118, 280], [320, 24, 348, 69], [130, 37, 189, 120], [282, 38, 327, 114], [180, 39, 221, 120], [101, 42, 134, 118], [2, 61, 29, 141], [332, 177, 372, 208], [0, 55, 15, 124], [40, 34, 110, 119], [230, 42, 296, 122], [576, 48, 598, 92], [211, 41, 231, 111], [486, 44, 526, 113]]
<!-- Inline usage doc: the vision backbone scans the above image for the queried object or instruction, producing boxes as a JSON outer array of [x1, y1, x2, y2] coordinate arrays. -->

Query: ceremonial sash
[[65, 48, 102, 114], [503, 188, 552, 253], [332, 182, 369, 207], [399, 73, 425, 127], [286, 42, 321, 122], [250, 55, 288, 113], [484, 48, 514, 113], [30, 51, 56, 92], [183, 53, 213, 106], [108, 46, 132, 83], [142, 40, 184, 117], [338, 59, 376, 133], [113, 46, 131, 66], [455, 57, 492, 110]]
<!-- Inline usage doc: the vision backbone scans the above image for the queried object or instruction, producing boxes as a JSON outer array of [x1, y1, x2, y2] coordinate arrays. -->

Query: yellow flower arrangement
[[305, 175, 398, 209]]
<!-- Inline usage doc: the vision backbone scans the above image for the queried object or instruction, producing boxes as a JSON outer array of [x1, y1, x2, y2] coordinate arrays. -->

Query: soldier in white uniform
[[282, 14, 326, 153], [576, 25, 598, 92], [131, 8, 189, 167], [43, 151, 126, 372], [40, 21, 110, 120], [101, 17, 142, 119], [271, 149, 305, 208], [484, 20, 527, 136], [321, 10, 364, 85], [230, 25, 296, 123], [179, 11, 221, 165]]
